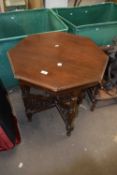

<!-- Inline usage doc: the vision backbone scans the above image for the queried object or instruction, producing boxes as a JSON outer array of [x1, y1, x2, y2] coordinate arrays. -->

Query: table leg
[[20, 84, 55, 121], [56, 98, 78, 136], [20, 84, 32, 121], [87, 86, 99, 111], [74, 0, 81, 6], [56, 92, 83, 136]]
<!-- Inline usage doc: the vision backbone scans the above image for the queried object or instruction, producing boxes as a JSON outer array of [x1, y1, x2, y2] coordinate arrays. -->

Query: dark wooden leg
[[74, 0, 82, 6], [56, 91, 82, 136], [87, 86, 99, 111], [20, 84, 55, 121], [20, 84, 32, 121], [74, 0, 78, 6], [90, 99, 97, 111], [66, 97, 78, 136], [90, 87, 99, 111], [56, 99, 78, 136]]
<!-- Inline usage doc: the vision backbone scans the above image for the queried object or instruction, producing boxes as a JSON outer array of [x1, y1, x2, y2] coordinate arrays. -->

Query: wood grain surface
[[8, 32, 108, 92]]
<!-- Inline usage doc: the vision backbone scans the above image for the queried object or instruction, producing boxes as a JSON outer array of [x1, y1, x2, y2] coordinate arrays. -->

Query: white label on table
[[40, 70, 48, 75], [54, 44, 60, 48], [57, 62, 63, 67]]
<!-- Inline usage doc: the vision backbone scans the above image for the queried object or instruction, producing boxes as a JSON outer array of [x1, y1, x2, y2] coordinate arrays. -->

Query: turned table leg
[[56, 91, 83, 136], [65, 97, 78, 136], [20, 83, 55, 122], [20, 84, 32, 121]]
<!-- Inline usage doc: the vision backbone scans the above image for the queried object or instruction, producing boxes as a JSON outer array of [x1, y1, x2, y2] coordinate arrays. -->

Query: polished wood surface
[[8, 32, 108, 92]]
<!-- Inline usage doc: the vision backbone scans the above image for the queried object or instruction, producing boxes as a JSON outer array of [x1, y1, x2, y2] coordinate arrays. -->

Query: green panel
[[0, 8, 68, 90], [0, 9, 68, 40], [78, 22, 117, 45], [53, 2, 117, 45], [54, 3, 113, 26], [0, 39, 21, 90]]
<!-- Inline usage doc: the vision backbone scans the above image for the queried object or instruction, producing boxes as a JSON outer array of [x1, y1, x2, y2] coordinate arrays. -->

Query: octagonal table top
[[8, 32, 108, 92]]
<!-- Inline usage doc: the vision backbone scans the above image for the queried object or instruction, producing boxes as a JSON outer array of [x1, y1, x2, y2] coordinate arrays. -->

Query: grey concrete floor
[[0, 88, 117, 175]]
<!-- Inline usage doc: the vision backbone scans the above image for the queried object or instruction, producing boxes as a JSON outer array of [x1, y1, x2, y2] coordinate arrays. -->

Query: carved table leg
[[56, 95, 79, 136], [66, 97, 78, 136], [87, 86, 99, 111], [20, 84, 32, 121], [20, 83, 55, 122]]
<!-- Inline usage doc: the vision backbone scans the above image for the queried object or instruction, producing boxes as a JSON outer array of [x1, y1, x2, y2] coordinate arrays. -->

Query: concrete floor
[[0, 88, 117, 175]]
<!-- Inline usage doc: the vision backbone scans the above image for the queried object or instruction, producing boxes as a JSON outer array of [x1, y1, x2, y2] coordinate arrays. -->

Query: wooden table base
[[20, 83, 83, 136]]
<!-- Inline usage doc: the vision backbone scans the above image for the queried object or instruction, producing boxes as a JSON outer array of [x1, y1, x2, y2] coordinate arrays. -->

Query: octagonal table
[[8, 32, 108, 136]]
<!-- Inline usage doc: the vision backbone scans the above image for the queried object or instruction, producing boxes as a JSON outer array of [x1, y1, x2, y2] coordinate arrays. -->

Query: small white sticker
[[40, 70, 48, 75], [54, 44, 60, 48], [57, 62, 63, 67], [70, 13, 73, 15]]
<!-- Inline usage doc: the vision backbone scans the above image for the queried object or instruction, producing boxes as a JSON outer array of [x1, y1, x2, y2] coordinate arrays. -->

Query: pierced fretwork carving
[[20, 83, 84, 136]]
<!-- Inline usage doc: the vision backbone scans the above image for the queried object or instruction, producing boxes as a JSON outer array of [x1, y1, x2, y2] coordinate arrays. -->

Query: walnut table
[[8, 32, 108, 136]]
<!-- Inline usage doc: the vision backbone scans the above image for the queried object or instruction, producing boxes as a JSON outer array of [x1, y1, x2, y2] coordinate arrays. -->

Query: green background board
[[0, 39, 21, 90], [0, 8, 68, 89], [53, 2, 117, 45]]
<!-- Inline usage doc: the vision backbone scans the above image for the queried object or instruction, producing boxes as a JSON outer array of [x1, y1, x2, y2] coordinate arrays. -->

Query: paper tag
[[40, 70, 48, 75], [54, 44, 60, 48], [57, 62, 63, 67]]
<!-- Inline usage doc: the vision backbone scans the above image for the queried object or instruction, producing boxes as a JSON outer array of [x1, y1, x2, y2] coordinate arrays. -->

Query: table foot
[[56, 96, 79, 136], [66, 126, 74, 136], [26, 112, 33, 122]]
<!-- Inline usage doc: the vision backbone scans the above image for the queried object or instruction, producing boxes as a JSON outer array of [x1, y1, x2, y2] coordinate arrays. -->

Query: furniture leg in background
[[0, 0, 5, 12], [74, 0, 82, 6], [25, 0, 44, 9]]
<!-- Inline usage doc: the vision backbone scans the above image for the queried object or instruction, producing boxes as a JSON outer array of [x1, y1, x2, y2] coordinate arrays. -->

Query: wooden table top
[[8, 32, 108, 92]]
